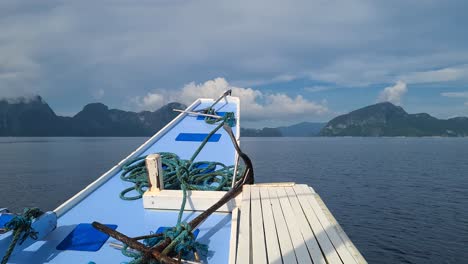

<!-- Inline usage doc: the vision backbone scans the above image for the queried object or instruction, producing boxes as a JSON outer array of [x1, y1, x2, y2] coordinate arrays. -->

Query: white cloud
[[401, 65, 468, 84], [441, 92, 468, 98], [0, 95, 43, 104], [304, 86, 334, 93], [1, 1, 468, 119], [378, 81, 407, 105], [132, 92, 166, 111], [133, 77, 328, 123]]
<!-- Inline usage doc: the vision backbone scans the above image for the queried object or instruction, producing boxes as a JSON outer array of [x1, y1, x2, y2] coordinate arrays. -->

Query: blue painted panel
[[0, 214, 13, 228], [56, 223, 117, 251], [176, 133, 221, 142], [142, 101, 238, 164]]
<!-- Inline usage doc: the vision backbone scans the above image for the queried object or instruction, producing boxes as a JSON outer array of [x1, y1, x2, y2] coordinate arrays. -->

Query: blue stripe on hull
[[176, 133, 221, 142]]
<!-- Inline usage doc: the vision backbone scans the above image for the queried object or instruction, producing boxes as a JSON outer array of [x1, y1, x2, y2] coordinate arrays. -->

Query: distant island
[[0, 96, 184, 136], [241, 122, 325, 137], [320, 102, 468, 137], [0, 96, 324, 137], [1, 96, 468, 137]]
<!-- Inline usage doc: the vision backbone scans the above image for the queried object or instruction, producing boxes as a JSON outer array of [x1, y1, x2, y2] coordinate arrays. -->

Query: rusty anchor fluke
[[92, 170, 251, 264]]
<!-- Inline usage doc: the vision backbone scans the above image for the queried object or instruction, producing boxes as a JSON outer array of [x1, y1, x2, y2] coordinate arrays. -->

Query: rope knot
[[4, 208, 43, 244], [203, 108, 236, 127], [164, 222, 192, 241], [159, 222, 207, 258], [1, 208, 43, 264]]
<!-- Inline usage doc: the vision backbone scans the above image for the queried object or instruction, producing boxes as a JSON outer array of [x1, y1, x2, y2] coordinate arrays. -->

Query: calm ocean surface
[[1, 137, 467, 263]]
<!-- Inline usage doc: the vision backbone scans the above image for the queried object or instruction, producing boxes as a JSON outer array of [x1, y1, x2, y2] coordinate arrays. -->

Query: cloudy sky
[[1, 0, 468, 127]]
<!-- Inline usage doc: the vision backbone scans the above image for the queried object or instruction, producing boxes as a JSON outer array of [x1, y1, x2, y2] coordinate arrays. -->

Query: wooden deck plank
[[250, 186, 268, 264], [259, 187, 282, 264], [268, 187, 298, 264], [229, 207, 240, 264], [274, 187, 313, 264], [285, 187, 340, 264], [314, 192, 367, 264], [232, 184, 365, 264], [236, 185, 251, 264], [294, 184, 357, 264]]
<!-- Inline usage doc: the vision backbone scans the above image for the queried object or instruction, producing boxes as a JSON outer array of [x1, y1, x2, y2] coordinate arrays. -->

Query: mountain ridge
[[3, 96, 467, 137], [0, 96, 184, 136], [320, 102, 468, 137]]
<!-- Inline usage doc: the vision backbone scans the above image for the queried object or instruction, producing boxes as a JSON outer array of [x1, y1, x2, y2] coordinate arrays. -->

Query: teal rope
[[1, 208, 43, 264], [119, 109, 237, 264], [119, 112, 242, 201], [119, 152, 243, 200], [121, 222, 208, 264]]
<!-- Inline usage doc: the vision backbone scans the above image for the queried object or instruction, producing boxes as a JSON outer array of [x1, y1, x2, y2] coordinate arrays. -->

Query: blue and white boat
[[1, 92, 367, 264]]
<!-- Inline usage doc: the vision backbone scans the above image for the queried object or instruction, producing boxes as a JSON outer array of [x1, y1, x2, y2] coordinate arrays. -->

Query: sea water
[[0, 137, 467, 263]]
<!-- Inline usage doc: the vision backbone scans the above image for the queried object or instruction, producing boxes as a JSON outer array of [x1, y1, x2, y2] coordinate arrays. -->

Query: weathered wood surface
[[233, 184, 367, 264]]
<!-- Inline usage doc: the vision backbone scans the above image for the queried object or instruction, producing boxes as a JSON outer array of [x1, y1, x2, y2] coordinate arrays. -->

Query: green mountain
[[320, 102, 468, 137], [8, 96, 464, 138], [0, 96, 184, 136], [70, 102, 185, 136], [0, 96, 71, 136]]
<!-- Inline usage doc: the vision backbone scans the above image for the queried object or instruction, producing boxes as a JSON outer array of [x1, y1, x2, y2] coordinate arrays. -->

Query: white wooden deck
[[230, 184, 367, 264]]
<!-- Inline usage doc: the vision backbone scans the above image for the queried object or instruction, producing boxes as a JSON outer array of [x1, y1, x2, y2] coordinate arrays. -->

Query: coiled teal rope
[[119, 112, 242, 201], [1, 208, 43, 264], [119, 110, 239, 263]]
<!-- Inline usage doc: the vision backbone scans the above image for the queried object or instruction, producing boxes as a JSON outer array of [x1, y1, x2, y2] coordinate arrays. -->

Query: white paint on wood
[[231, 95, 241, 188], [294, 185, 357, 264], [259, 187, 282, 264], [231, 155, 240, 188], [143, 189, 241, 212], [250, 186, 268, 264], [274, 187, 313, 264], [236, 185, 251, 264], [145, 154, 163, 191], [284, 187, 335, 264], [253, 182, 296, 187], [268, 187, 298, 264], [229, 207, 240, 264], [313, 190, 367, 264], [234, 184, 366, 264]]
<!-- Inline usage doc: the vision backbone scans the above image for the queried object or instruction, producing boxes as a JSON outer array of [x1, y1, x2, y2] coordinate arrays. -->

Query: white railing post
[[145, 154, 164, 191]]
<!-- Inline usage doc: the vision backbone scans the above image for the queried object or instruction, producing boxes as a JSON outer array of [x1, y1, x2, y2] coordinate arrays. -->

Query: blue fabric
[[156, 226, 200, 238], [175, 133, 221, 142], [196, 112, 227, 120], [0, 214, 14, 228], [56, 223, 117, 251]]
